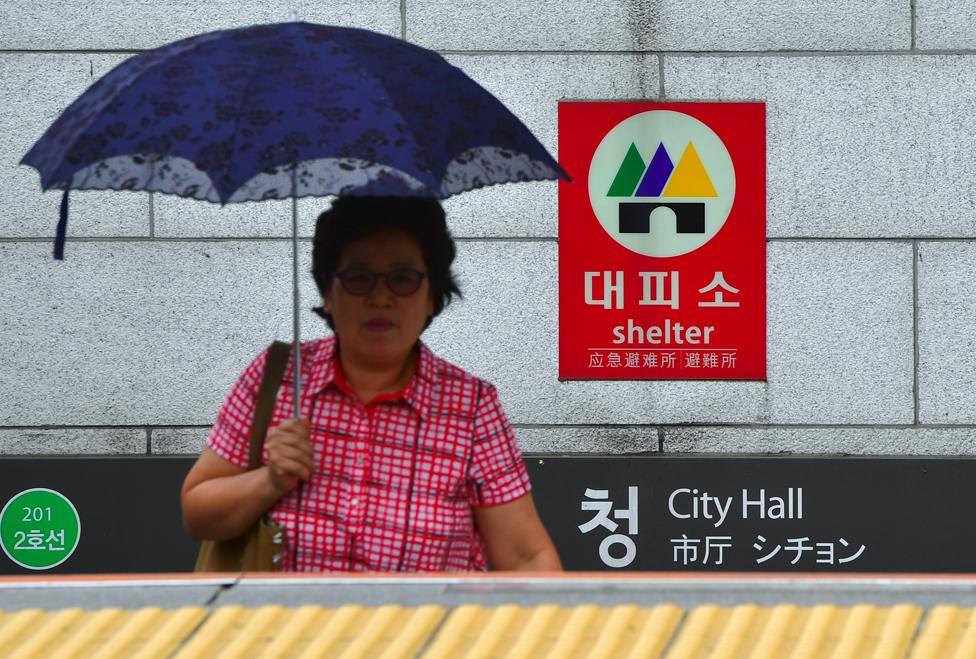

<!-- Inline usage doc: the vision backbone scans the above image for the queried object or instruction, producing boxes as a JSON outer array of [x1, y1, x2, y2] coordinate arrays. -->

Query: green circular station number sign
[[0, 488, 81, 570]]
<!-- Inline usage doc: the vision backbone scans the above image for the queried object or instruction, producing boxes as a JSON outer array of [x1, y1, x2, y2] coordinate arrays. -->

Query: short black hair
[[311, 196, 462, 331]]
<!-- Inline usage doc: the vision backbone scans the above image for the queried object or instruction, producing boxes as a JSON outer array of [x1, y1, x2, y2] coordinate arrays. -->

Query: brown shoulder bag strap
[[247, 341, 292, 470]]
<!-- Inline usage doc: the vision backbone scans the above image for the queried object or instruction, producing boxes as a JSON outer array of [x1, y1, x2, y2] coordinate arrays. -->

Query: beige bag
[[194, 341, 290, 572]]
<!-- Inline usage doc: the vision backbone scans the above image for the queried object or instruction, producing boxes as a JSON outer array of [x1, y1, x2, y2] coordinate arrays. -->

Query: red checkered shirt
[[206, 336, 531, 572]]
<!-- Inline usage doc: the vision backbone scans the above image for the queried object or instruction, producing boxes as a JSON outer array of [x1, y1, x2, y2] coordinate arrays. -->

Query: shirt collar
[[304, 336, 437, 420]]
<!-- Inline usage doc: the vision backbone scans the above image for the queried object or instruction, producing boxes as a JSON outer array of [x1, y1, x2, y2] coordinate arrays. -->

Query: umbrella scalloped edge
[[46, 148, 567, 202]]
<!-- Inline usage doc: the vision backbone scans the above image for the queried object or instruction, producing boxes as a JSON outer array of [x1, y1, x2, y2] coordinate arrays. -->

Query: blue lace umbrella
[[20, 21, 569, 408]]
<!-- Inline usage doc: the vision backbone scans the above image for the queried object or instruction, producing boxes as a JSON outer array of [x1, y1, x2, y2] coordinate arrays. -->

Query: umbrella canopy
[[19, 20, 570, 421], [21, 21, 569, 260]]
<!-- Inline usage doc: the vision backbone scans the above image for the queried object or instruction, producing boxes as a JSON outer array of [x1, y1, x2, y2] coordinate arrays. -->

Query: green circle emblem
[[588, 110, 736, 258], [0, 488, 81, 570]]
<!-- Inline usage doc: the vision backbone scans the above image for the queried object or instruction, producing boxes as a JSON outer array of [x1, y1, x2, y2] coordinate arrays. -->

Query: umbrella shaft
[[291, 177, 302, 419]]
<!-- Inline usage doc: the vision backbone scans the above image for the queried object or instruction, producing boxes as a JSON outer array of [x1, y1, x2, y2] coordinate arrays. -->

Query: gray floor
[[4, 575, 976, 611]]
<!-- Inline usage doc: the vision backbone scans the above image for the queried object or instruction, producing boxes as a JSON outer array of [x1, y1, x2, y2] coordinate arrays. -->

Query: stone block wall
[[1, 1, 973, 456]]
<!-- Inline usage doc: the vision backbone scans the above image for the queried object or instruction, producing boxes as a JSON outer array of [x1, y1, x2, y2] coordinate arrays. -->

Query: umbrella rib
[[224, 24, 318, 201], [46, 32, 223, 191], [221, 44, 271, 203], [329, 29, 442, 195], [290, 22, 314, 200]]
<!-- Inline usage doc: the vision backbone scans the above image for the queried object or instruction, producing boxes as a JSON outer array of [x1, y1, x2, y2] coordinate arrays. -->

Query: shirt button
[[356, 457, 364, 466], [351, 497, 359, 507]]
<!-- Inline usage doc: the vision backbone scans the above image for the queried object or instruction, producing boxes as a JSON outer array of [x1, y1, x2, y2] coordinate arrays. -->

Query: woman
[[181, 196, 562, 572]]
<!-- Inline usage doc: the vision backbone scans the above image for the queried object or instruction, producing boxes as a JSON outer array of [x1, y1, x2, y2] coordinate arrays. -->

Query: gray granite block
[[918, 242, 976, 423], [1, 55, 148, 238], [665, 55, 976, 238], [408, 0, 909, 51], [442, 183, 557, 239], [917, 0, 976, 49], [664, 427, 976, 455], [153, 196, 320, 238], [152, 426, 659, 456], [1, 1, 400, 50], [151, 428, 209, 455], [0, 240, 323, 426], [0, 429, 145, 455], [765, 242, 914, 424], [516, 426, 658, 454], [446, 54, 656, 158]]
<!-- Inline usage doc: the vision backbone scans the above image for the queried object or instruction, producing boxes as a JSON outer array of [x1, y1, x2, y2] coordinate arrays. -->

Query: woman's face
[[323, 229, 434, 369]]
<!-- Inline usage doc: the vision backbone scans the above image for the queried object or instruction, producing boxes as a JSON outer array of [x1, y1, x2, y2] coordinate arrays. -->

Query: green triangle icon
[[606, 143, 646, 197]]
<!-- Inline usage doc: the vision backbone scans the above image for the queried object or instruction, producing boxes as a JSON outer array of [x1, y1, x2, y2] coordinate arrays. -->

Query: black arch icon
[[618, 202, 705, 234]]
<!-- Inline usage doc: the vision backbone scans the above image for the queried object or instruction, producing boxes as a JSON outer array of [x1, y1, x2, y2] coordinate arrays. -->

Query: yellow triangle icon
[[662, 142, 718, 197]]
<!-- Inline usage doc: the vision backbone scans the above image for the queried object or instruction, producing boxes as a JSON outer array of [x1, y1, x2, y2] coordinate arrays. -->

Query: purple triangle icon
[[634, 143, 674, 197]]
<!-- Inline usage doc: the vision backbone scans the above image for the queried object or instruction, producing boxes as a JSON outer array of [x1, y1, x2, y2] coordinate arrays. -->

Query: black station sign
[[0, 456, 971, 574], [529, 456, 974, 572]]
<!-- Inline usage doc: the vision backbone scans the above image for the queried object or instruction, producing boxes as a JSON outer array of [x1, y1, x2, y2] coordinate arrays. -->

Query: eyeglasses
[[334, 267, 427, 297]]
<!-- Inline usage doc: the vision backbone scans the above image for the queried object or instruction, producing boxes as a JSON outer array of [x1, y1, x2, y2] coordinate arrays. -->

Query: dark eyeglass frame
[[333, 267, 428, 297]]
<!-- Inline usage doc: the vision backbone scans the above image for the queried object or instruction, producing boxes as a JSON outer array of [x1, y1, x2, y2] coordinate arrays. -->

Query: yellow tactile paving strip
[[1, 603, 974, 658], [0, 606, 207, 659], [421, 603, 683, 658]]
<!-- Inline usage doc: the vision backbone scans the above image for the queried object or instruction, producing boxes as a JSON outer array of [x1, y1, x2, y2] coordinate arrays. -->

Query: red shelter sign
[[559, 102, 765, 380]]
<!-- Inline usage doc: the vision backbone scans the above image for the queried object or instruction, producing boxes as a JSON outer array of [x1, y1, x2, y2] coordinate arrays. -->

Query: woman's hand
[[265, 417, 314, 494], [181, 418, 314, 541]]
